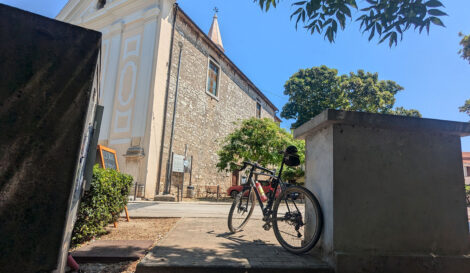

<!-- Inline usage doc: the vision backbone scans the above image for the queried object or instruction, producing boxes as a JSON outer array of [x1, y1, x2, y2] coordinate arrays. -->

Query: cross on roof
[[213, 7, 219, 14]]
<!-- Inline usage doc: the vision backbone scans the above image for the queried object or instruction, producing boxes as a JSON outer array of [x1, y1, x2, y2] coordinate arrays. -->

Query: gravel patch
[[70, 218, 179, 273], [100, 218, 179, 241]]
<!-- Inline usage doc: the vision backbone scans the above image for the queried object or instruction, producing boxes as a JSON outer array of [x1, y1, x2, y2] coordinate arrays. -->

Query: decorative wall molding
[[142, 5, 161, 21], [108, 20, 125, 36], [114, 109, 132, 133], [109, 138, 132, 145], [117, 61, 137, 106], [123, 35, 141, 59], [79, 0, 96, 19]]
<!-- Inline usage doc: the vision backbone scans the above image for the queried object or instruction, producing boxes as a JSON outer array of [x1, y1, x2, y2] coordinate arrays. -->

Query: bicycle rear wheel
[[272, 185, 323, 254], [228, 187, 255, 233]]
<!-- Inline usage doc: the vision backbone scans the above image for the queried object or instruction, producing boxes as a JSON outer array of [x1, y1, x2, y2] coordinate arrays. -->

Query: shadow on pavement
[[137, 229, 329, 273]]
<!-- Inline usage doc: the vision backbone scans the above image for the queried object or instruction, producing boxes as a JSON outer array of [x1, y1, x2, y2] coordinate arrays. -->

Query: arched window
[[97, 0, 106, 10]]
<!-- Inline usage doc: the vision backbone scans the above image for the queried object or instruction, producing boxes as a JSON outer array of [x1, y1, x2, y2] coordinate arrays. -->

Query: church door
[[232, 170, 239, 186]]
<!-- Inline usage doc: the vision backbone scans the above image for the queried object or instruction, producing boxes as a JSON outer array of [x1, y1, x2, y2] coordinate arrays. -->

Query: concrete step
[[72, 240, 154, 263], [135, 218, 332, 273], [153, 194, 176, 202]]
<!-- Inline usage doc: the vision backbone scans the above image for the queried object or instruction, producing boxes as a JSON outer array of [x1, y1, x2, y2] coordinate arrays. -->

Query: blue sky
[[2, 0, 469, 151]]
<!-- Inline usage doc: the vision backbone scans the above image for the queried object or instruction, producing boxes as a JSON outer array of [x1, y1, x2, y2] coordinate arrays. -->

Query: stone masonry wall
[[157, 14, 276, 197]]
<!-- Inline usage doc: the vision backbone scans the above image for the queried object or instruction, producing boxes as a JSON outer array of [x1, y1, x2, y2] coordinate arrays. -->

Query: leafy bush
[[71, 165, 133, 246], [281, 167, 305, 184], [465, 185, 470, 206]]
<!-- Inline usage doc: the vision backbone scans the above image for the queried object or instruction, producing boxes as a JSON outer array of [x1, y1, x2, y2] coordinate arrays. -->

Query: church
[[57, 0, 279, 199]]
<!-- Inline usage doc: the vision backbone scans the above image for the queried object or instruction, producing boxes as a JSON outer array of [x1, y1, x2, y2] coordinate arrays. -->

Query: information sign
[[172, 154, 185, 173]]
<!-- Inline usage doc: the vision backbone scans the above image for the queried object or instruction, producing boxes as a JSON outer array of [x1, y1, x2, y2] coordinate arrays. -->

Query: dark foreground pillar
[[294, 109, 470, 273], [0, 4, 101, 272]]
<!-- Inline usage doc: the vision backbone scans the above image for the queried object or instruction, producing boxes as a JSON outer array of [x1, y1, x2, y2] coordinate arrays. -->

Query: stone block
[[294, 109, 470, 272], [0, 4, 101, 272], [72, 240, 154, 263]]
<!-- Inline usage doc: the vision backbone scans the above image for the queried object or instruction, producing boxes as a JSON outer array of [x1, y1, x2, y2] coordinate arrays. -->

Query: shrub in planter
[[71, 165, 133, 246]]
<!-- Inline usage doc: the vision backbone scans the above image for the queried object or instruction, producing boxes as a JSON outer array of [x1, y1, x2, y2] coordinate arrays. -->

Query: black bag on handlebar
[[284, 146, 300, 167], [284, 154, 300, 167]]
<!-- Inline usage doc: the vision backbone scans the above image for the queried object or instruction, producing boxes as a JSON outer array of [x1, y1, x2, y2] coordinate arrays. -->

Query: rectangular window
[[467, 166, 470, 177], [256, 102, 261, 118], [207, 60, 219, 97]]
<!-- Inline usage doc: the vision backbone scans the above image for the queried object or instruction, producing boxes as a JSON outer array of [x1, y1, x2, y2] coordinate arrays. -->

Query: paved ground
[[127, 201, 470, 227], [126, 201, 265, 219], [136, 217, 332, 273], [129, 202, 470, 272]]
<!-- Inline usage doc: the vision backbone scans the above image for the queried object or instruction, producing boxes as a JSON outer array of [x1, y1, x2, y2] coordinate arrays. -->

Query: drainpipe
[[156, 3, 178, 195], [163, 40, 184, 194]]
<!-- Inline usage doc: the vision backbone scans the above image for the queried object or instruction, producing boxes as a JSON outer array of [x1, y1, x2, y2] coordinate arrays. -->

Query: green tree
[[217, 118, 305, 181], [460, 99, 470, 118], [391, 106, 422, 118], [281, 66, 421, 128], [254, 0, 447, 46], [459, 32, 470, 62], [459, 33, 470, 118]]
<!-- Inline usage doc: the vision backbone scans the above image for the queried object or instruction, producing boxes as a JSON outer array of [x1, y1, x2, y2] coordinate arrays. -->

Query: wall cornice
[[59, 0, 162, 31], [55, 0, 81, 20]]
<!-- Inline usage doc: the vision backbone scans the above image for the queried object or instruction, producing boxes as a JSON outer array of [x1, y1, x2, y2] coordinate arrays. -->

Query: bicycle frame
[[241, 160, 289, 220]]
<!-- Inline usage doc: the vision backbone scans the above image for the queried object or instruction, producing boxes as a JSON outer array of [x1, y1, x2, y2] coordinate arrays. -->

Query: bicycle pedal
[[262, 223, 271, 231]]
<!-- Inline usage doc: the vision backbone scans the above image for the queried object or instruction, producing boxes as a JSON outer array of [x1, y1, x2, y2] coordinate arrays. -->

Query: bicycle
[[227, 146, 323, 254]]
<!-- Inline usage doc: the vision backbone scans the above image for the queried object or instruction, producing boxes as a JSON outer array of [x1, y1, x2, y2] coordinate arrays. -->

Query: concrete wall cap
[[293, 109, 470, 139]]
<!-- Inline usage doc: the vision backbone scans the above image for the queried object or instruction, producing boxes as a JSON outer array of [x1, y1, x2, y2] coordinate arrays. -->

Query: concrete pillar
[[294, 109, 470, 273]]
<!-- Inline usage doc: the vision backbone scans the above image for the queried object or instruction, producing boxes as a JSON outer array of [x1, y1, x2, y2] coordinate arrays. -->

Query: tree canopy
[[281, 65, 422, 128], [460, 99, 470, 118], [459, 32, 470, 63], [254, 0, 447, 46], [459, 33, 470, 119], [216, 118, 305, 181]]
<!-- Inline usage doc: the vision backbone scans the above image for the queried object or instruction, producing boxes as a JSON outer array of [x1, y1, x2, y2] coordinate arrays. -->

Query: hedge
[[71, 165, 133, 246]]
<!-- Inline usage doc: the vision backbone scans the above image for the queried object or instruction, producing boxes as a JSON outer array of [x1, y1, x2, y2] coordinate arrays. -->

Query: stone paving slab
[[136, 218, 332, 273], [72, 240, 154, 263]]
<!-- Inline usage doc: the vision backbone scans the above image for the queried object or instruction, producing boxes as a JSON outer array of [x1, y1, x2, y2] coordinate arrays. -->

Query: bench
[[205, 185, 220, 200]]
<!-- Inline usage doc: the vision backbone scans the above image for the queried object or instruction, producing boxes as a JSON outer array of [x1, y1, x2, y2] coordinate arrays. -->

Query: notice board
[[97, 145, 120, 171]]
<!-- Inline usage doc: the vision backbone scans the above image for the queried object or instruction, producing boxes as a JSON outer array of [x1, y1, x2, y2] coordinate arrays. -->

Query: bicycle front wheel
[[272, 185, 323, 254], [228, 187, 255, 233]]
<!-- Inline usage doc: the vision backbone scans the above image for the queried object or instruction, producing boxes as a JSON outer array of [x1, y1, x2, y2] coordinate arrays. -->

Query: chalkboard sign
[[97, 145, 119, 171]]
